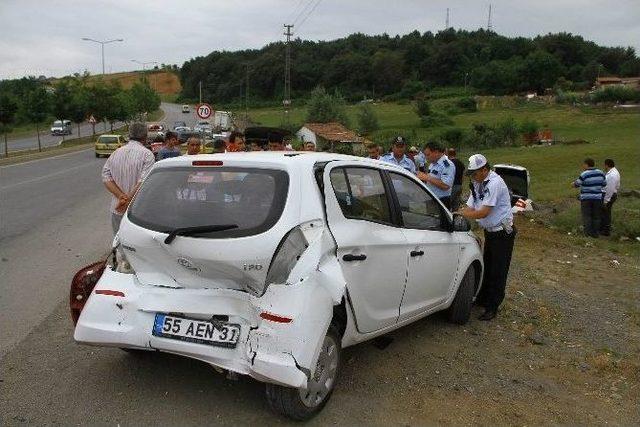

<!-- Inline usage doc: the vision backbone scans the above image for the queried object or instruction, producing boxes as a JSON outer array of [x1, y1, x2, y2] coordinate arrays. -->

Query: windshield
[[53, 121, 63, 126], [98, 136, 119, 144], [128, 167, 289, 239]]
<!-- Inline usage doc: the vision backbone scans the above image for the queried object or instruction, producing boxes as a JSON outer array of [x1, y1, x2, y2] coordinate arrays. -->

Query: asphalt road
[[0, 120, 124, 155]]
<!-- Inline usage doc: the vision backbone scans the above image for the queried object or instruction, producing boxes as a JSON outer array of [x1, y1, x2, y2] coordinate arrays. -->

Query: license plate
[[152, 314, 240, 348]]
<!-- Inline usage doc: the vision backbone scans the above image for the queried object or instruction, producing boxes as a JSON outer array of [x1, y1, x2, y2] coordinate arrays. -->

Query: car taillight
[[70, 260, 107, 325], [264, 226, 308, 287]]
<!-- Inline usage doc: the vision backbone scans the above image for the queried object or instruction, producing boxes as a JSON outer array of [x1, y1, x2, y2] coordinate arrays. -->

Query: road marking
[[0, 161, 97, 191], [0, 147, 94, 169]]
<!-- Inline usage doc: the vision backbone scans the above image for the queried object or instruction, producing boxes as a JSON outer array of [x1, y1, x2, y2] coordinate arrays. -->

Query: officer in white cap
[[458, 154, 516, 321]]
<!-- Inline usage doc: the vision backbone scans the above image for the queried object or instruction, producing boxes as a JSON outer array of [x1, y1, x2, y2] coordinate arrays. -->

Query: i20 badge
[[177, 257, 200, 272]]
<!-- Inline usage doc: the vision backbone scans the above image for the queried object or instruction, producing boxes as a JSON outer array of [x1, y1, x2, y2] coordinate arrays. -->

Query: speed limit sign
[[195, 103, 213, 120]]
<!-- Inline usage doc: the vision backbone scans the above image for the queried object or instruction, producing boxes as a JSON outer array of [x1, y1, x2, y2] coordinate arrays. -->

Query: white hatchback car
[[71, 152, 483, 420]]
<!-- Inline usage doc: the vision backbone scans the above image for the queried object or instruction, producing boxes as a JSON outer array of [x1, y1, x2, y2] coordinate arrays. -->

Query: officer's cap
[[466, 154, 488, 175]]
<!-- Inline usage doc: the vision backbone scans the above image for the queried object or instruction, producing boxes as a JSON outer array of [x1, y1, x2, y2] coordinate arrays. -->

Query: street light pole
[[81, 37, 124, 75]]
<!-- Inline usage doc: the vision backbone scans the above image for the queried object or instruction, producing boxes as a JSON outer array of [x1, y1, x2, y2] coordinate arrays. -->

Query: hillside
[[86, 70, 181, 95], [180, 29, 640, 104]]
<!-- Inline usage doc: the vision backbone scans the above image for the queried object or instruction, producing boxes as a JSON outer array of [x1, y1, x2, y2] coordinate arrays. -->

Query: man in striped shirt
[[102, 122, 155, 234], [572, 158, 606, 238]]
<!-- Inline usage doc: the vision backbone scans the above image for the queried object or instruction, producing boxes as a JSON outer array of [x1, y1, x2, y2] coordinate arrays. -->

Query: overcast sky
[[0, 0, 638, 79]]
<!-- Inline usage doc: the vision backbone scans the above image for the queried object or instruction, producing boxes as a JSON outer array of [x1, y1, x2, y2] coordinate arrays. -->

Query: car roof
[[98, 134, 122, 137], [153, 151, 394, 170]]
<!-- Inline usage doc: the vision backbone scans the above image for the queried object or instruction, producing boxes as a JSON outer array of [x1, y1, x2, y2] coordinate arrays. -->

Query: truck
[[212, 110, 232, 131]]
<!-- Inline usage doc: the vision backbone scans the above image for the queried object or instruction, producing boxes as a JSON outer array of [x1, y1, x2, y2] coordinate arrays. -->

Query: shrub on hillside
[[438, 127, 466, 147], [455, 97, 478, 112], [415, 99, 431, 117], [357, 103, 380, 135], [420, 111, 454, 128], [590, 86, 640, 103]]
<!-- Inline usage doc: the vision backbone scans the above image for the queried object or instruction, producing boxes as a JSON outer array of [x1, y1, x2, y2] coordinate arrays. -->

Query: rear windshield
[[128, 167, 289, 238], [98, 136, 119, 144]]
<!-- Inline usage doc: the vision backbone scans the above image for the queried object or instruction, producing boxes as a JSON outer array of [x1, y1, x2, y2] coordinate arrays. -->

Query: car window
[[98, 136, 119, 144], [128, 167, 289, 239], [390, 172, 445, 230], [330, 167, 392, 224]]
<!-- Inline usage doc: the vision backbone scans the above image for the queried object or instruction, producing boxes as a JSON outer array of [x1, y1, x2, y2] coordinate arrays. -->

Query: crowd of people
[[101, 122, 622, 322]]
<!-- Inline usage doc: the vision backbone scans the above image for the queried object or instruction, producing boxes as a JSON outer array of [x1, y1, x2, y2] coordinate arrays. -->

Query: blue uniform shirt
[[466, 170, 513, 230], [380, 153, 417, 174], [426, 155, 455, 198]]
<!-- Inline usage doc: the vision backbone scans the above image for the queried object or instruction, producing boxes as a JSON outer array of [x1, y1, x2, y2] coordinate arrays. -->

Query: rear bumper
[[74, 269, 308, 388]]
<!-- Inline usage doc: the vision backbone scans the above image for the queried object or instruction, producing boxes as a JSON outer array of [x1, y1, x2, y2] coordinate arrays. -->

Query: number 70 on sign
[[196, 103, 212, 120]]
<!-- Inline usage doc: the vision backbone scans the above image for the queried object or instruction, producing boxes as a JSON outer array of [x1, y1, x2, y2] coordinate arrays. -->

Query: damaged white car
[[71, 152, 483, 420]]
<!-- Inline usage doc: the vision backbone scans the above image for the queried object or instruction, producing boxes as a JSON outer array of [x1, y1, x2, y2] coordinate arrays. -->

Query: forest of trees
[[179, 29, 640, 104]]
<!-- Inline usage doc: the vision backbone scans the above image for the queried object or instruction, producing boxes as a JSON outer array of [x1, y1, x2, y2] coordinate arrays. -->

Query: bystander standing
[[572, 158, 606, 238], [185, 136, 201, 155], [101, 122, 155, 234], [417, 142, 455, 208], [601, 158, 620, 236], [380, 136, 416, 173], [156, 131, 181, 160]]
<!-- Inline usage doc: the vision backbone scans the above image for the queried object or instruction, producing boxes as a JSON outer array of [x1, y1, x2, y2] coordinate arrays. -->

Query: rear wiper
[[164, 224, 239, 244]]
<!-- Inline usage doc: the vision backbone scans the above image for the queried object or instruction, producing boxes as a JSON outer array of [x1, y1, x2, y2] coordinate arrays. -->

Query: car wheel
[[447, 266, 476, 325], [265, 325, 341, 421]]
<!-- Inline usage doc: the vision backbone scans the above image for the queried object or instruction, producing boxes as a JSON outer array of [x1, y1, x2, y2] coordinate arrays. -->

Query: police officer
[[458, 154, 516, 321], [380, 136, 416, 174], [418, 142, 455, 208]]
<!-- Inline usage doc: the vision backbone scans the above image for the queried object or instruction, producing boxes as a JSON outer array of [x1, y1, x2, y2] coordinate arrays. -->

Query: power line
[[295, 0, 323, 34]]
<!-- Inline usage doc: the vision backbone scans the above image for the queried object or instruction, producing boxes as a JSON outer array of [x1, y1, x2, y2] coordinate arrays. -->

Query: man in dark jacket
[[447, 148, 465, 210]]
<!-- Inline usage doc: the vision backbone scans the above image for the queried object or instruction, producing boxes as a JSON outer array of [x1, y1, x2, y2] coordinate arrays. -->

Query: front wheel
[[447, 266, 476, 324], [265, 325, 341, 421]]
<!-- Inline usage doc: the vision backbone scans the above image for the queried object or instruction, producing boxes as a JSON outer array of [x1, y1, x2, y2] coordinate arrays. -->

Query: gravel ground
[[1, 217, 638, 426]]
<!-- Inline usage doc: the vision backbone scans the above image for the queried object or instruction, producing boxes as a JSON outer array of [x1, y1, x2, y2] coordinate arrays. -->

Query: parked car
[[194, 120, 212, 134], [71, 152, 483, 420], [182, 104, 190, 113], [173, 121, 187, 130], [51, 119, 72, 136], [94, 134, 126, 157]]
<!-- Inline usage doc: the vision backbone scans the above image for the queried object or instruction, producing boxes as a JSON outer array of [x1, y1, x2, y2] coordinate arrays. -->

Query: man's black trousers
[[600, 193, 617, 236], [581, 199, 603, 237], [478, 227, 517, 312]]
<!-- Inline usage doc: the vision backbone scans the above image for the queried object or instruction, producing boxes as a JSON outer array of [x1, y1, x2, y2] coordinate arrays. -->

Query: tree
[[305, 86, 349, 126], [357, 103, 379, 135], [0, 93, 18, 157], [23, 86, 50, 151], [129, 79, 161, 118], [51, 79, 74, 140], [68, 80, 90, 138], [523, 50, 565, 93]]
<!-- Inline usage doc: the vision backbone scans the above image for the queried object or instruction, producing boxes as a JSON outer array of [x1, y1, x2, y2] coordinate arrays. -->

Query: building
[[596, 76, 640, 89], [296, 122, 369, 154]]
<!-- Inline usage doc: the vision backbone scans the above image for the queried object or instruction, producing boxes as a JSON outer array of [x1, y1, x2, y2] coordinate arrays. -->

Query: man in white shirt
[[601, 158, 621, 236]]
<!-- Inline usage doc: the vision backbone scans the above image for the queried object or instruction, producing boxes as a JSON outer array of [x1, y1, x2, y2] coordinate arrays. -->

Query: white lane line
[[0, 147, 94, 169], [0, 161, 97, 191]]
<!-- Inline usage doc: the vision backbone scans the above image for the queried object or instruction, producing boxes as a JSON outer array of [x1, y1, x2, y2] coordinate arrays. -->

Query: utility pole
[[245, 63, 250, 122], [283, 24, 294, 127], [199, 81, 202, 104], [487, 4, 493, 32], [446, 8, 450, 29], [81, 37, 124, 75]]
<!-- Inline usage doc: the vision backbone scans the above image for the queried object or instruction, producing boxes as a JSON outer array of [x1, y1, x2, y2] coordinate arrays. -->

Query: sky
[[0, 0, 638, 79]]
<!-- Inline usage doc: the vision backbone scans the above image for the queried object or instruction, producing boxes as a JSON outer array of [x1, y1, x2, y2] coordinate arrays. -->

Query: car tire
[[265, 324, 341, 421], [447, 266, 476, 325]]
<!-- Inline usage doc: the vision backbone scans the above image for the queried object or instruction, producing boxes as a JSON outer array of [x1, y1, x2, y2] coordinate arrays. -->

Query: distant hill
[[179, 29, 640, 104]]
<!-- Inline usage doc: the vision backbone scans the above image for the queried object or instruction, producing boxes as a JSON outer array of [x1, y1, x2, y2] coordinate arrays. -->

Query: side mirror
[[452, 213, 471, 232]]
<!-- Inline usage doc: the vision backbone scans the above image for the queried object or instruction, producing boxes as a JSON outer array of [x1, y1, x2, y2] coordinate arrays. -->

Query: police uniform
[[380, 153, 417, 174], [465, 155, 516, 319], [426, 155, 455, 207]]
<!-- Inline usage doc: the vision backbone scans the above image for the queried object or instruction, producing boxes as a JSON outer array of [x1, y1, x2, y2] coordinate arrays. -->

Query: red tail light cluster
[[70, 260, 107, 325]]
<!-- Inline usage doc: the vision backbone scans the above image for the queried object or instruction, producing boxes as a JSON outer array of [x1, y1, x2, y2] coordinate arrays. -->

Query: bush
[[496, 117, 520, 146], [420, 111, 453, 128], [415, 99, 431, 117], [306, 86, 349, 126], [520, 119, 540, 135], [455, 96, 478, 112], [357, 103, 379, 135], [590, 86, 640, 104], [438, 127, 466, 147]]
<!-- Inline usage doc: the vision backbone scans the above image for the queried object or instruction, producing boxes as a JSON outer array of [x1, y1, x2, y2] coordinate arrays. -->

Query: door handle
[[342, 254, 367, 262], [410, 250, 424, 257]]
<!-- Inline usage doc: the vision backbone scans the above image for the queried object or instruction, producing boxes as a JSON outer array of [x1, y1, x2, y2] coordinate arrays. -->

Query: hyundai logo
[[177, 257, 200, 272]]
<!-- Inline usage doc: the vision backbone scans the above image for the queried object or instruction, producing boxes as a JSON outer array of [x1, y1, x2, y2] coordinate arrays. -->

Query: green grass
[[238, 99, 640, 243]]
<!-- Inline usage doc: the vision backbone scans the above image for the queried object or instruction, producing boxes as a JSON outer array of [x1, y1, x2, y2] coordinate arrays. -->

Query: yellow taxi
[[95, 134, 126, 158]]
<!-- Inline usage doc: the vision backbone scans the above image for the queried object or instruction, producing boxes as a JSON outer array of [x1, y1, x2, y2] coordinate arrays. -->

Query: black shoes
[[478, 309, 497, 321]]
